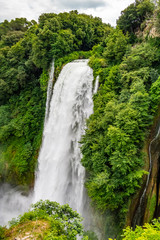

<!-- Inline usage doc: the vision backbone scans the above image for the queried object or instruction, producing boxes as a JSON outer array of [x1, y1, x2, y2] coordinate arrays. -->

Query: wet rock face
[[127, 119, 160, 227], [151, 137, 160, 219], [143, 129, 160, 223]]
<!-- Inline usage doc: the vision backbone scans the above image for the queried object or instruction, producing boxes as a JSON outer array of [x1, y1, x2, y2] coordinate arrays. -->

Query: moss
[[146, 193, 157, 222], [4, 220, 50, 240]]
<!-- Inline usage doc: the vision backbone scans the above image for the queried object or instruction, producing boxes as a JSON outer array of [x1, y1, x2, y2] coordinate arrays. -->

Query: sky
[[0, 0, 135, 26]]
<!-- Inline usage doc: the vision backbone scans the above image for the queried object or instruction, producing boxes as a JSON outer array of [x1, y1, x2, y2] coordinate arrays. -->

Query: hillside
[[0, 0, 160, 239], [0, 12, 110, 186]]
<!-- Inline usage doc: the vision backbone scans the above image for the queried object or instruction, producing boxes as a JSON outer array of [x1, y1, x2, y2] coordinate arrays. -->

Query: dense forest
[[1, 0, 160, 239], [81, 1, 160, 221], [0, 12, 110, 186]]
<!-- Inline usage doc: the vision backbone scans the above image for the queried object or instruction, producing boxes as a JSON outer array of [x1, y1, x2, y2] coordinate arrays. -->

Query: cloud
[[54, 0, 107, 9], [0, 0, 134, 26], [82, 0, 135, 26]]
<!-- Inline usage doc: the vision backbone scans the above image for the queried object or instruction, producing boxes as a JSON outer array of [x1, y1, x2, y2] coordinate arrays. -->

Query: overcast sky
[[0, 0, 135, 26]]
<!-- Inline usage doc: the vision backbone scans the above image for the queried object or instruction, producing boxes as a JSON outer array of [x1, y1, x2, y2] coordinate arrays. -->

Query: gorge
[[0, 2, 160, 239]]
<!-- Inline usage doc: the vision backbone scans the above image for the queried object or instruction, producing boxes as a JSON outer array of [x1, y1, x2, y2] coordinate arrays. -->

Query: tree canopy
[[117, 0, 155, 42], [0, 12, 110, 186], [0, 200, 88, 240], [1, 1, 160, 237], [81, 30, 160, 222], [109, 218, 160, 240]]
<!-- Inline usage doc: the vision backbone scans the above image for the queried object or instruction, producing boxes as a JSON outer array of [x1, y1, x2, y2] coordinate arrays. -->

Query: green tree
[[117, 3, 139, 34], [117, 0, 155, 42], [120, 42, 158, 72], [51, 29, 75, 58], [109, 218, 160, 240], [1, 200, 87, 240], [150, 76, 160, 112], [81, 36, 156, 221], [103, 28, 129, 64]]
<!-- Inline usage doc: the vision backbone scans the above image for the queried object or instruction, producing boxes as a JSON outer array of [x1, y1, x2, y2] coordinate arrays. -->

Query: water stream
[[44, 60, 54, 125], [0, 60, 95, 231], [133, 124, 160, 228], [33, 59, 94, 227], [93, 76, 99, 94]]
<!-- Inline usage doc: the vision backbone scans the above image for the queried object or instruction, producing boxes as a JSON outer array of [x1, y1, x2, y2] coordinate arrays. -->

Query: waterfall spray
[[0, 61, 55, 226], [0, 60, 100, 235]]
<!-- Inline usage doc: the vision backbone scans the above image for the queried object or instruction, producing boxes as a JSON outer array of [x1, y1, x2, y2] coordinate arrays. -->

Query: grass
[[4, 220, 50, 240]]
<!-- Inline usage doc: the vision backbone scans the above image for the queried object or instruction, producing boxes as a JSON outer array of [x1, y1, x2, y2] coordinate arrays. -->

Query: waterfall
[[0, 60, 94, 230], [93, 76, 99, 94], [133, 124, 160, 228], [33, 60, 94, 224], [44, 60, 54, 125], [0, 61, 55, 226]]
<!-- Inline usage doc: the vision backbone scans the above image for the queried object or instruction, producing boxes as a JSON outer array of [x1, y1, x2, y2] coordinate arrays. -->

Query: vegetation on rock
[[109, 218, 160, 240], [0, 200, 88, 240], [81, 0, 160, 223], [1, 0, 160, 238]]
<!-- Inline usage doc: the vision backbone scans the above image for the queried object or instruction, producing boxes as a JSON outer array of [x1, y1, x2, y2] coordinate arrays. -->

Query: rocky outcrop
[[136, 18, 160, 39], [143, 120, 160, 223], [127, 115, 160, 227]]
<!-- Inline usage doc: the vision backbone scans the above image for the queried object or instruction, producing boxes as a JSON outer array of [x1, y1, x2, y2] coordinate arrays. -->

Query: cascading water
[[0, 184, 31, 225], [93, 76, 99, 94], [133, 124, 160, 228], [44, 60, 54, 125], [0, 60, 55, 226], [34, 60, 94, 225], [0, 60, 98, 234]]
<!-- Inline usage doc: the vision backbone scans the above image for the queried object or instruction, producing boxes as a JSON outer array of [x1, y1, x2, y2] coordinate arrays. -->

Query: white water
[[34, 60, 93, 221], [93, 76, 99, 94], [0, 61, 55, 226], [44, 60, 54, 125], [0, 184, 31, 225], [0, 60, 95, 228]]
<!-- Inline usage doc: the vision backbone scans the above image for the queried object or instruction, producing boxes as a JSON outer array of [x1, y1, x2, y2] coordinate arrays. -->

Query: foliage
[[1, 200, 87, 240], [120, 43, 158, 72], [117, 0, 155, 42], [103, 28, 129, 64], [154, 0, 160, 34], [0, 18, 36, 42], [0, 2, 160, 235], [39, 69, 49, 94], [81, 39, 159, 221], [54, 50, 92, 79], [0, 12, 108, 186], [31, 11, 111, 69], [0, 85, 45, 184], [150, 76, 160, 112], [109, 218, 160, 240], [0, 226, 5, 239], [83, 231, 98, 240]]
